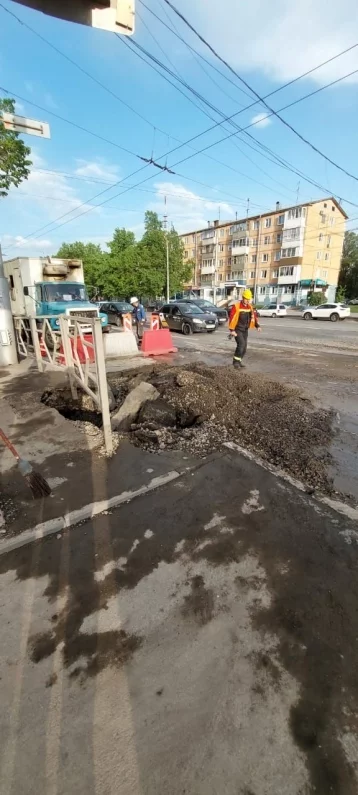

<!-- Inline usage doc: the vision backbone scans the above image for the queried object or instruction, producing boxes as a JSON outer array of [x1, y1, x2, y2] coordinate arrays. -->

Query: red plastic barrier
[[150, 312, 160, 331], [58, 333, 95, 364], [141, 328, 177, 357]]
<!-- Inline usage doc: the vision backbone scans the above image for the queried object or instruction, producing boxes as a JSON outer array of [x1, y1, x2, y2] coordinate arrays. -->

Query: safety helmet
[[130, 296, 139, 304], [242, 289, 252, 300]]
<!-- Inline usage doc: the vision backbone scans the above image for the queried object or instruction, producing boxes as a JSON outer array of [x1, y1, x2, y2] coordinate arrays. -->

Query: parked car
[[159, 302, 218, 334], [302, 303, 350, 322], [257, 303, 287, 318], [180, 299, 228, 324], [348, 298, 358, 305], [98, 301, 133, 326]]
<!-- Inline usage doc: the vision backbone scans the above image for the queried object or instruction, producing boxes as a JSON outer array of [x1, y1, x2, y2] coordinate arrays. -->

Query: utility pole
[[163, 196, 170, 302], [0, 246, 18, 366], [0, 111, 51, 366]]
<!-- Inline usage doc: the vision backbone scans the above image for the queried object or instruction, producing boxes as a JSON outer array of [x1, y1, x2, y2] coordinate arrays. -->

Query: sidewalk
[[0, 361, 194, 546]]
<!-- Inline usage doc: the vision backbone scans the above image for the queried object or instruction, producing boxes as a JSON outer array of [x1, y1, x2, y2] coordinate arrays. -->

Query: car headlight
[[55, 319, 60, 327], [193, 318, 204, 324], [101, 316, 106, 324]]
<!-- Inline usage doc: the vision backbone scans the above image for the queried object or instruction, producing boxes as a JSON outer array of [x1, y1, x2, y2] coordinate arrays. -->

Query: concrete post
[[0, 246, 18, 366], [59, 315, 78, 399], [29, 316, 44, 373], [92, 318, 113, 455]]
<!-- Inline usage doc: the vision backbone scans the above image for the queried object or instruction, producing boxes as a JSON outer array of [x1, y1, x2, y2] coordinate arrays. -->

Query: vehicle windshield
[[114, 302, 132, 311], [45, 283, 89, 302], [177, 303, 205, 314], [195, 300, 216, 309]]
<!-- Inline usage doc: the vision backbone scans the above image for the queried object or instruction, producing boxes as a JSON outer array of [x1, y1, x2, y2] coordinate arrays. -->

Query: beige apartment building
[[180, 197, 347, 304]]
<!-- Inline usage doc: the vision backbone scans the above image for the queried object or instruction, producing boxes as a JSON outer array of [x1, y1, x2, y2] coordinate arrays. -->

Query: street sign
[[12, 1, 135, 34], [1, 113, 51, 139]]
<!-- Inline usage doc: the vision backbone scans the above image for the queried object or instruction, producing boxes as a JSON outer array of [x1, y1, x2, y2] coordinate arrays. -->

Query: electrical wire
[[162, 0, 358, 183]]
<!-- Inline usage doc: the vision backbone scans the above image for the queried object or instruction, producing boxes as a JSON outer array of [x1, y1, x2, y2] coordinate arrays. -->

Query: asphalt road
[[174, 316, 358, 355], [1, 450, 358, 795]]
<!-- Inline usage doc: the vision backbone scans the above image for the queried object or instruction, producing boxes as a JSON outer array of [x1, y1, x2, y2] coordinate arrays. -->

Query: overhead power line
[[162, 0, 358, 183]]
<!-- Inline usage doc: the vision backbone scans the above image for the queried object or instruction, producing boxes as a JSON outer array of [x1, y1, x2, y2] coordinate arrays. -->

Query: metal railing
[[13, 314, 113, 454]]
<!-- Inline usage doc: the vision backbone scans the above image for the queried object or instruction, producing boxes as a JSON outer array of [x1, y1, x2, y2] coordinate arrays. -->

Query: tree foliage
[[338, 231, 358, 299], [308, 291, 325, 306], [55, 211, 191, 299], [0, 98, 32, 197]]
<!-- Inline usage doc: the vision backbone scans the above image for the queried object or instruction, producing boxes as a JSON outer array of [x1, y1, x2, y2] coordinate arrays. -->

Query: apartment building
[[180, 197, 347, 304]]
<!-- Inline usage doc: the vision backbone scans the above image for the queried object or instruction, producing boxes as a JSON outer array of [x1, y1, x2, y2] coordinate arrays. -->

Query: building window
[[276, 233, 282, 243], [262, 253, 269, 263], [250, 270, 255, 278], [281, 248, 297, 258], [264, 235, 270, 245], [273, 269, 279, 278], [320, 214, 327, 224], [219, 259, 223, 266], [316, 251, 322, 260], [280, 266, 294, 277], [332, 205, 335, 211], [284, 227, 301, 241], [324, 253, 330, 261], [252, 220, 260, 230], [220, 229, 225, 237], [283, 285, 295, 294], [329, 217, 335, 226], [322, 269, 328, 278], [228, 258, 231, 266], [250, 254, 257, 264], [288, 207, 305, 220], [265, 218, 272, 228], [260, 269, 267, 278], [219, 273, 223, 281], [277, 214, 284, 225], [327, 235, 331, 247], [324, 203, 327, 208], [259, 286, 266, 295], [271, 286, 278, 295], [219, 244, 224, 252], [184, 237, 188, 244], [319, 233, 324, 242], [274, 251, 281, 261], [184, 251, 188, 258], [250, 238, 258, 246]]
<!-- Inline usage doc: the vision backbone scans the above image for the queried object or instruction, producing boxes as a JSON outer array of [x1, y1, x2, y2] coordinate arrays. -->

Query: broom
[[0, 427, 52, 499]]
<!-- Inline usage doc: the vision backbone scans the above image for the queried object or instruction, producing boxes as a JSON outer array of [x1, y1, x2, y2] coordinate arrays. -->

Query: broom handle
[[0, 428, 20, 461]]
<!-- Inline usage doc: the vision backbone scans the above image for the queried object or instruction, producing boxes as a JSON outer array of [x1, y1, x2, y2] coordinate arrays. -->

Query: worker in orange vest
[[228, 288, 261, 368]]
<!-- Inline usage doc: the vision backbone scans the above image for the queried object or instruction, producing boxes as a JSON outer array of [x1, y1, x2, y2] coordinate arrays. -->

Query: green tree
[[0, 98, 32, 197], [138, 211, 190, 296], [338, 231, 358, 298], [107, 227, 135, 258], [308, 291, 325, 306]]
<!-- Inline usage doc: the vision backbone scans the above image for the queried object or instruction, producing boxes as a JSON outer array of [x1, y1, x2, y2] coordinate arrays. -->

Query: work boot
[[233, 360, 242, 369]]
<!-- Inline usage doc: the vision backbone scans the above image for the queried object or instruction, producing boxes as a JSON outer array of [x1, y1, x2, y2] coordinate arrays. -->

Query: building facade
[[180, 198, 347, 304]]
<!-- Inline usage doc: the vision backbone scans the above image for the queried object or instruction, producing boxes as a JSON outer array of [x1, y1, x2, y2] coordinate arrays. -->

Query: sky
[[0, 0, 358, 258]]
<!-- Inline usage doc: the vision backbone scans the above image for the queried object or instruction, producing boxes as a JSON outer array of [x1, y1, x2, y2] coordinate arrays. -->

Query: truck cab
[[4, 256, 108, 335]]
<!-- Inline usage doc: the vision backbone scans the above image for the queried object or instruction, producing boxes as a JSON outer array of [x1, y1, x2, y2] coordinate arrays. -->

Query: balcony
[[201, 264, 216, 275], [200, 243, 215, 254], [232, 238, 249, 256], [278, 265, 301, 285], [283, 208, 306, 231]]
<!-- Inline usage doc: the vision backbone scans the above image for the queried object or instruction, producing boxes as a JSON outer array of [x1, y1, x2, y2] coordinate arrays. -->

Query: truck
[[3, 256, 108, 347]]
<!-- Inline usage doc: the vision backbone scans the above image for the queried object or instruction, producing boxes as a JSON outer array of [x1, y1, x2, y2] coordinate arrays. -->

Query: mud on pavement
[[45, 362, 336, 496], [1, 451, 358, 794]]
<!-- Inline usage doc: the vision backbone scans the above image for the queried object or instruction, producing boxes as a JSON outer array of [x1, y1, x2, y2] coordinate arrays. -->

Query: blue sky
[[0, 0, 358, 257]]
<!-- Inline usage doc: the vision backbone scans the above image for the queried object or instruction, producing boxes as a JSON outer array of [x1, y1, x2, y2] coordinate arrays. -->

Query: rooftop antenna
[[296, 181, 301, 205], [246, 198, 250, 218]]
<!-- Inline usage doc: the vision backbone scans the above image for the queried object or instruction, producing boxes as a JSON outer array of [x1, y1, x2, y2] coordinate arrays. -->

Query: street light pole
[[166, 235, 170, 303], [163, 196, 170, 302]]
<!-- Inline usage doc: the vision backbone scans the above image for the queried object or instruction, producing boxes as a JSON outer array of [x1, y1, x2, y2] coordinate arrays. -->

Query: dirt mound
[[108, 363, 334, 493]]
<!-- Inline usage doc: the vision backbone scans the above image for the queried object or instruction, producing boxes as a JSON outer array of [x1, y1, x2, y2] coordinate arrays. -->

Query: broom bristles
[[25, 471, 52, 499]]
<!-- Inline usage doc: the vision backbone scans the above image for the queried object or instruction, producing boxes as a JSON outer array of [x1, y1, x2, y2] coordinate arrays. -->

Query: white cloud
[[1, 234, 52, 252], [150, 182, 235, 232], [251, 113, 272, 129], [177, 0, 358, 85], [75, 159, 120, 183]]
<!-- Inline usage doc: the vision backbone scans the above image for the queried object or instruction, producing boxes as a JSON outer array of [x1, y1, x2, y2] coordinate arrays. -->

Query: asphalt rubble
[[42, 362, 336, 496]]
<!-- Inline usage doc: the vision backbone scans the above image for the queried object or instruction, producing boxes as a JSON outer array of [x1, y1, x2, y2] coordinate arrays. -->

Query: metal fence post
[[92, 318, 113, 455], [29, 316, 44, 372], [59, 315, 78, 399]]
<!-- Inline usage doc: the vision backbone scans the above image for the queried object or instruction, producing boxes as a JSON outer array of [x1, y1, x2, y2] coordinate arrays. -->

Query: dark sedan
[[98, 301, 133, 327], [159, 302, 218, 334], [182, 299, 228, 324]]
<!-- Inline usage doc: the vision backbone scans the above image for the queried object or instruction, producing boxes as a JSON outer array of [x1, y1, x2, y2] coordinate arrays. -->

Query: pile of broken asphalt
[[45, 363, 335, 495]]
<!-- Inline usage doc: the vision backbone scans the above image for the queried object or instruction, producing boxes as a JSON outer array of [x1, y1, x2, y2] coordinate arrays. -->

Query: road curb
[[0, 471, 180, 557], [224, 442, 358, 522]]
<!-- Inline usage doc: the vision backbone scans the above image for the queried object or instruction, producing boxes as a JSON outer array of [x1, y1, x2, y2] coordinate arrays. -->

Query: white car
[[257, 303, 287, 318], [302, 303, 350, 322]]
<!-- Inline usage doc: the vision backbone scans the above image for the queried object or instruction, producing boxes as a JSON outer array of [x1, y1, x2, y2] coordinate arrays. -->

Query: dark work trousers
[[233, 329, 248, 363]]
